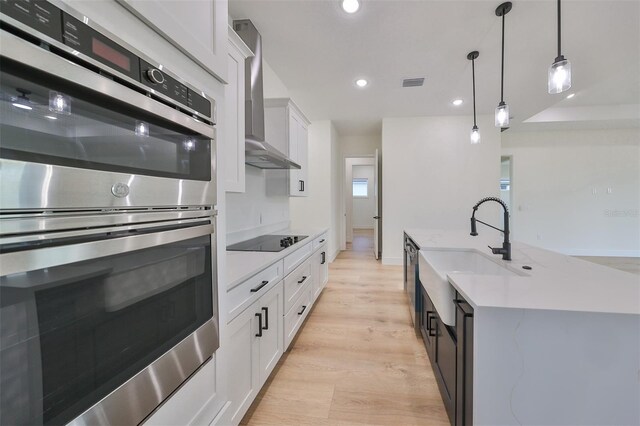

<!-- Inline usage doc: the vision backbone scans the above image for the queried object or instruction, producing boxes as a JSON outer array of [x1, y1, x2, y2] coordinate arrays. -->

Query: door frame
[[342, 156, 375, 248]]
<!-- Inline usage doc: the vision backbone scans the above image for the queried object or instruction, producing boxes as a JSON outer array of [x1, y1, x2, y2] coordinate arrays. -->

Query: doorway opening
[[343, 152, 381, 259]]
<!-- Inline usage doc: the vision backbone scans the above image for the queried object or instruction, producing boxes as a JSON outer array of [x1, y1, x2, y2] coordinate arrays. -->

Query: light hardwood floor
[[241, 229, 449, 425]]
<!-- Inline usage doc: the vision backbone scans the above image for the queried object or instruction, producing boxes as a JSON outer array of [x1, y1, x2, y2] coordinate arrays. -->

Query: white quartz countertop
[[405, 229, 640, 315], [225, 228, 328, 290]]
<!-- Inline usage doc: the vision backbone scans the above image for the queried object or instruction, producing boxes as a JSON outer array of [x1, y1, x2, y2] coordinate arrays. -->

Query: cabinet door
[[319, 248, 328, 290], [435, 319, 456, 424], [311, 250, 322, 301], [257, 282, 284, 385], [226, 304, 260, 425], [117, 0, 228, 82], [296, 122, 309, 197], [223, 32, 248, 193]]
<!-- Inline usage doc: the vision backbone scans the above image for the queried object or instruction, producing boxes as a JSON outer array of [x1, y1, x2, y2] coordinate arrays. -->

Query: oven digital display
[[92, 38, 131, 72]]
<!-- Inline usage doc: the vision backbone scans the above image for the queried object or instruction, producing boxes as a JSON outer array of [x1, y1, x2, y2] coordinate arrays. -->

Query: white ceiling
[[229, 0, 640, 136]]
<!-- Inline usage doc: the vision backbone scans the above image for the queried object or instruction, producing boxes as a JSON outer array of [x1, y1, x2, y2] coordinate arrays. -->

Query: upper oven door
[[0, 30, 216, 212]]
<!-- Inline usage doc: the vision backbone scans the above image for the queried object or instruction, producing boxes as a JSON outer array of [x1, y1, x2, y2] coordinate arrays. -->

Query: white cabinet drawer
[[313, 232, 328, 251], [283, 241, 312, 276], [284, 284, 311, 350], [227, 261, 283, 323], [283, 259, 312, 314]]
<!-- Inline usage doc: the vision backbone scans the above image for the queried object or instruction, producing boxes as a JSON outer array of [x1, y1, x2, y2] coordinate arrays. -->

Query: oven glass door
[[0, 59, 211, 181], [0, 229, 214, 425]]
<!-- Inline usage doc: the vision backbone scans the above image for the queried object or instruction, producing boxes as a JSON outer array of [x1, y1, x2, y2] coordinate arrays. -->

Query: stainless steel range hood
[[233, 20, 301, 170]]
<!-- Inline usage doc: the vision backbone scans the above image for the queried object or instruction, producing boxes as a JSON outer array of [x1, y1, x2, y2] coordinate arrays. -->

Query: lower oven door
[[0, 221, 218, 426]]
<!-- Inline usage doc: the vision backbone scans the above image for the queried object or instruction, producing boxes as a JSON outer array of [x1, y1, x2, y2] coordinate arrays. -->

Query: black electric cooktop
[[227, 234, 308, 252]]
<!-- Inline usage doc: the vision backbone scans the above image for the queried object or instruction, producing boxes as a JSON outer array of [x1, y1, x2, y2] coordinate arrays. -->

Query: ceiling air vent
[[402, 78, 425, 88]]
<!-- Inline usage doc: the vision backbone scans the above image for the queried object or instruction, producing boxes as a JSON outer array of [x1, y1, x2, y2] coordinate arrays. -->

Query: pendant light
[[495, 2, 512, 128], [467, 51, 481, 144], [548, 0, 571, 93]]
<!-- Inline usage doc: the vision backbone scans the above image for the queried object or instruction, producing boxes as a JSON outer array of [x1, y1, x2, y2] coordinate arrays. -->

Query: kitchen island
[[405, 229, 640, 426]]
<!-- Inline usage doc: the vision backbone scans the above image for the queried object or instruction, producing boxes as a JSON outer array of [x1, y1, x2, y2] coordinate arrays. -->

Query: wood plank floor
[[241, 230, 449, 426]]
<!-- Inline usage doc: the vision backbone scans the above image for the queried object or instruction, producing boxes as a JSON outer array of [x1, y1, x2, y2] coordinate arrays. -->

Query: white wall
[[382, 115, 502, 264], [340, 134, 381, 157], [290, 121, 342, 260], [352, 165, 375, 229], [226, 166, 290, 244], [502, 128, 640, 257]]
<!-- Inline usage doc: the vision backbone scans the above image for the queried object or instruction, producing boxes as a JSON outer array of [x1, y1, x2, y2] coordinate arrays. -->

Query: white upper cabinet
[[117, 0, 229, 82], [224, 27, 253, 193], [264, 98, 310, 197]]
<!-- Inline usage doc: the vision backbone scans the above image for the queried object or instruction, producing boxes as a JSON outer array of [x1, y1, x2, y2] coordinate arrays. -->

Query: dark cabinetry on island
[[418, 282, 474, 426]]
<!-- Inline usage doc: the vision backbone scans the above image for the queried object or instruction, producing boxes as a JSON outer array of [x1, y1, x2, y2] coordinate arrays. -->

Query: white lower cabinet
[[221, 234, 330, 426], [312, 244, 329, 301], [226, 281, 283, 425]]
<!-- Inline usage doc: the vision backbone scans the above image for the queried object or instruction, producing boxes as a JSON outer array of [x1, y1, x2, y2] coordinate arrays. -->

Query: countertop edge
[[225, 227, 329, 291]]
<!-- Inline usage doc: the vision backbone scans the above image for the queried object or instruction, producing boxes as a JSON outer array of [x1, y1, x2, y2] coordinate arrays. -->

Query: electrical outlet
[[537, 234, 542, 240], [607, 187, 612, 194], [592, 188, 597, 195]]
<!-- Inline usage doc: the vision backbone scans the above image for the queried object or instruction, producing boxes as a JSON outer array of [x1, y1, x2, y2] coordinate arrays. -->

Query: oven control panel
[[0, 0, 213, 121]]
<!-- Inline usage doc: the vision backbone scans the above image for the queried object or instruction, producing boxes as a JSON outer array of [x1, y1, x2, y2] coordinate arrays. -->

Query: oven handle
[[0, 223, 213, 277], [0, 31, 215, 139]]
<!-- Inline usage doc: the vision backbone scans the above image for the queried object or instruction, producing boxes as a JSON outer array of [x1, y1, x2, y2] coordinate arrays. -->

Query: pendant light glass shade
[[470, 125, 481, 144], [548, 56, 571, 94], [495, 101, 509, 127], [467, 50, 480, 145], [494, 2, 512, 129], [548, 0, 571, 94]]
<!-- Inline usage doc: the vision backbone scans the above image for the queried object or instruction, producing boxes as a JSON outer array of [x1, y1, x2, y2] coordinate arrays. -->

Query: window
[[353, 178, 368, 198]]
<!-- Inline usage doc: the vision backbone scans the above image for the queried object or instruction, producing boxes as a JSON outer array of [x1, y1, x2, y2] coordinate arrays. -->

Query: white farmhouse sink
[[419, 250, 523, 326]]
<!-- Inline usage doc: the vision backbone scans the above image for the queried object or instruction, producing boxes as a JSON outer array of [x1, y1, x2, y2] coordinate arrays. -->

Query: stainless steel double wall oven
[[0, 1, 219, 424]]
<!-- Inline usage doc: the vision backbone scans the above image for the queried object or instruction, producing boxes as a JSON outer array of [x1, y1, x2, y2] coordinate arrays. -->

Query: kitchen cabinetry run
[[226, 280, 283, 425], [224, 27, 253, 193], [117, 0, 228, 82], [264, 98, 310, 197], [222, 231, 329, 425], [418, 279, 474, 426], [419, 283, 456, 424]]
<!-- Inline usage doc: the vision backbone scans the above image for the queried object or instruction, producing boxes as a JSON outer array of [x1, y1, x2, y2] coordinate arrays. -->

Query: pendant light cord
[[557, 0, 562, 57], [500, 13, 505, 103], [472, 58, 477, 127]]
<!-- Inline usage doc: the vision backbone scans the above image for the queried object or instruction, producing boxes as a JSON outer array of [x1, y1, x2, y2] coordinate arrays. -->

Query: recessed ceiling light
[[452, 99, 463, 106], [566, 93, 575, 99], [355, 79, 368, 88], [342, 0, 360, 14], [44, 115, 57, 120]]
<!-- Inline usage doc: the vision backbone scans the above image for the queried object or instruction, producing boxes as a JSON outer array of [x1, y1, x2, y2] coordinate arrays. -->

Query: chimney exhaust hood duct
[[233, 20, 301, 170]]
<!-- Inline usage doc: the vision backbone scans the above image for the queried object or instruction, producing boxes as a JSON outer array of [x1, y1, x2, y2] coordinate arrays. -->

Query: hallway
[[241, 230, 449, 425]]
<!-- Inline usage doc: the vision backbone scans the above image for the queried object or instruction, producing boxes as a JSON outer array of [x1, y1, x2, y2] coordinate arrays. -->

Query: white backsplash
[[225, 165, 290, 245]]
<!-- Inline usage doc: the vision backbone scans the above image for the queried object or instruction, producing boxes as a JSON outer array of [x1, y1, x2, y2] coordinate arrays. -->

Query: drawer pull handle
[[321, 252, 326, 265], [427, 314, 437, 337], [298, 305, 307, 315], [298, 276, 307, 284], [319, 239, 325, 243], [255, 313, 263, 337], [250, 280, 269, 293], [262, 307, 269, 330]]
